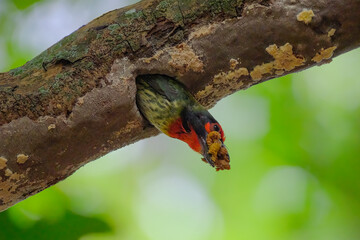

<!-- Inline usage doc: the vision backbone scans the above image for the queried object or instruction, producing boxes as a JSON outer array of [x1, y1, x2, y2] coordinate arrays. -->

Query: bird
[[136, 74, 229, 169]]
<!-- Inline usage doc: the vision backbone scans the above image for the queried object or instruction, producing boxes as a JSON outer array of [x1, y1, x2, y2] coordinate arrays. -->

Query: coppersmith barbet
[[136, 74, 229, 169]]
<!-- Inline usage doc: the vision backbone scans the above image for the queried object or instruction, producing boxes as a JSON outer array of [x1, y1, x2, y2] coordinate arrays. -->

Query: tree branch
[[0, 0, 359, 211]]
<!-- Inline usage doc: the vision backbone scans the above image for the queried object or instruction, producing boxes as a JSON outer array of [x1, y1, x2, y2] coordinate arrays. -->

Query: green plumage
[[136, 75, 204, 134], [136, 74, 229, 169]]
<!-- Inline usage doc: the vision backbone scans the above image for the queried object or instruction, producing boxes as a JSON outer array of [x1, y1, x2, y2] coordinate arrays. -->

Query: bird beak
[[182, 108, 229, 168], [198, 133, 215, 167], [199, 133, 230, 168]]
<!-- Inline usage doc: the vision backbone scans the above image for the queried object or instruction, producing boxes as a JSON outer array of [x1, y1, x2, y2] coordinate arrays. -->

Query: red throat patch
[[167, 118, 201, 153]]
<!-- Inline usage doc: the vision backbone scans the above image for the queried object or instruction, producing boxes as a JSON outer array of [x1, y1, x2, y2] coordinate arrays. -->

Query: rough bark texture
[[0, 0, 359, 211]]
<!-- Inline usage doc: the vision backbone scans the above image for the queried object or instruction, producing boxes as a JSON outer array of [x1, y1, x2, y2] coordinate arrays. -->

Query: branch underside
[[0, 0, 359, 211]]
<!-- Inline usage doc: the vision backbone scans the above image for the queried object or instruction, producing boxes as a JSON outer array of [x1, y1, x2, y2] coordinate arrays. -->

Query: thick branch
[[0, 0, 359, 211]]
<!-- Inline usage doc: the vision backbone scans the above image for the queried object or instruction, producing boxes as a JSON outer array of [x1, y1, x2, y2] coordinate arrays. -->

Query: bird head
[[167, 106, 228, 167]]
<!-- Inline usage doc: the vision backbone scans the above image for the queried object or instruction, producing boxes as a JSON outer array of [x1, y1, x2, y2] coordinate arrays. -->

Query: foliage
[[1, 0, 360, 239], [11, 0, 43, 10]]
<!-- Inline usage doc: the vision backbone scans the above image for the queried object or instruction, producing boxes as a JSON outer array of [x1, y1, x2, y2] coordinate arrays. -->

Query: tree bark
[[0, 0, 359, 211]]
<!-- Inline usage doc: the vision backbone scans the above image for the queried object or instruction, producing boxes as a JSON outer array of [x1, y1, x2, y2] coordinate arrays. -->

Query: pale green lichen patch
[[153, 0, 183, 23], [38, 86, 50, 95], [0, 157, 7, 170], [312, 46, 337, 63], [250, 43, 305, 81], [151, 0, 240, 26], [125, 9, 137, 15], [17, 154, 29, 164], [107, 24, 120, 35], [297, 9, 315, 24]]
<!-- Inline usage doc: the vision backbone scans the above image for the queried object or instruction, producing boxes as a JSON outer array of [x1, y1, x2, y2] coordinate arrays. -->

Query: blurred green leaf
[[1, 0, 360, 239], [9, 0, 44, 10], [0, 211, 111, 240], [8, 187, 68, 225]]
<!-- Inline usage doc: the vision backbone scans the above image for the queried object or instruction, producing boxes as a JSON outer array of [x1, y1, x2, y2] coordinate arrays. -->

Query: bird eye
[[213, 124, 220, 132]]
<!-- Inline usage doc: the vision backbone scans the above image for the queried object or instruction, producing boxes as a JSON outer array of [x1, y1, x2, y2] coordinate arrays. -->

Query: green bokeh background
[[1, 0, 360, 239]]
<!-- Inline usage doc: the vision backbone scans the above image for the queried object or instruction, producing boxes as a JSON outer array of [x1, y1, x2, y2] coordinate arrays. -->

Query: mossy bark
[[0, 0, 359, 211]]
